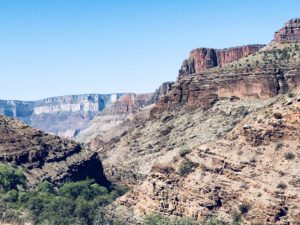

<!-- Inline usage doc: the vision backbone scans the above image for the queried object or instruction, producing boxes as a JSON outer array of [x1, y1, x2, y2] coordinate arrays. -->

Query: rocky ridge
[[0, 115, 109, 187], [273, 18, 300, 43]]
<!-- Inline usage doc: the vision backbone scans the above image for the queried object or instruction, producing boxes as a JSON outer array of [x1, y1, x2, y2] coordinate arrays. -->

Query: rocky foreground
[[83, 19, 300, 224]]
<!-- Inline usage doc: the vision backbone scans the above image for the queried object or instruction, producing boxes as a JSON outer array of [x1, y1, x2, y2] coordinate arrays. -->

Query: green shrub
[[0, 164, 26, 192], [37, 181, 55, 193], [275, 143, 283, 151], [239, 202, 251, 214], [0, 163, 127, 225], [231, 210, 242, 224], [179, 148, 192, 157], [178, 160, 195, 176], [277, 182, 287, 189], [285, 152, 295, 160]]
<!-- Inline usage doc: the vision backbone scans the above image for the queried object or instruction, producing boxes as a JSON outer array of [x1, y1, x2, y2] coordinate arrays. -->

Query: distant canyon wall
[[0, 93, 154, 138]]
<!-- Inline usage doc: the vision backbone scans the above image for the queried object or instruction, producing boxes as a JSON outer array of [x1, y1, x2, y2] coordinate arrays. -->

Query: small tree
[[0, 164, 27, 192]]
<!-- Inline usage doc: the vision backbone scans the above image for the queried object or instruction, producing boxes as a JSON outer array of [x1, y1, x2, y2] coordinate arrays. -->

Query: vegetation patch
[[277, 182, 287, 190], [0, 163, 127, 225], [143, 214, 227, 225], [178, 159, 197, 176], [285, 152, 295, 160], [179, 148, 192, 157]]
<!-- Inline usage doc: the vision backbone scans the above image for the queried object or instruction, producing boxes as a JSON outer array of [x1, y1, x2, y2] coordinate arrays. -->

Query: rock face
[[154, 20, 300, 114], [178, 45, 265, 76], [81, 19, 300, 224], [102, 93, 154, 115], [0, 93, 153, 138], [151, 82, 174, 102], [116, 91, 300, 224], [273, 18, 300, 43], [0, 115, 109, 187]]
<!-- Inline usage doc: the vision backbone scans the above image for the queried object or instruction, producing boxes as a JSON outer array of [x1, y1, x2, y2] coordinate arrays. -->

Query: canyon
[[0, 93, 153, 138], [0, 18, 300, 225]]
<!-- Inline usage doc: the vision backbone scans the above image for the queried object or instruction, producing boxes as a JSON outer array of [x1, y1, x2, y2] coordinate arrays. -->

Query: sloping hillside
[[0, 115, 109, 187], [83, 19, 300, 224], [117, 90, 300, 224]]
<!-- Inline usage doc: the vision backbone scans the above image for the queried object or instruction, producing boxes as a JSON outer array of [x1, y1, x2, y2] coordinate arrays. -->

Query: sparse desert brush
[[179, 148, 192, 157], [239, 202, 252, 214], [285, 152, 295, 160], [277, 182, 287, 189], [178, 159, 197, 176], [275, 143, 283, 151]]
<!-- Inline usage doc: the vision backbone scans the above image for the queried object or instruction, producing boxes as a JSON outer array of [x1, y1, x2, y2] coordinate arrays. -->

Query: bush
[[37, 181, 55, 193], [285, 152, 295, 160], [0, 163, 127, 225], [178, 160, 195, 176], [275, 143, 283, 151], [277, 182, 287, 189], [239, 202, 251, 214], [179, 148, 192, 157], [0, 164, 26, 192]]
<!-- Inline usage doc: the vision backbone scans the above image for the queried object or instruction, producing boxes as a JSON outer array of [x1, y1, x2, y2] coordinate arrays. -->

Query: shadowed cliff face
[[0, 114, 110, 188], [0, 93, 154, 138]]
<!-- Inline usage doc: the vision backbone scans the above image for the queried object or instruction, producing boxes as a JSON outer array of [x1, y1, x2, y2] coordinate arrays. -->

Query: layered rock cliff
[[178, 45, 265, 76], [154, 19, 300, 114], [273, 18, 300, 43], [83, 19, 300, 224], [117, 91, 300, 224], [0, 115, 109, 187], [74, 93, 154, 144], [0, 93, 153, 138]]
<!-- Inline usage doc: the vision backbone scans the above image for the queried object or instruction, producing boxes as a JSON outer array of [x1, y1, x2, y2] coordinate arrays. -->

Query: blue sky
[[0, 0, 299, 100]]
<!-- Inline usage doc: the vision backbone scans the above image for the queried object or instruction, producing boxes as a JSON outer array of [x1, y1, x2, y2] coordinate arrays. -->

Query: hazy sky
[[0, 0, 299, 100]]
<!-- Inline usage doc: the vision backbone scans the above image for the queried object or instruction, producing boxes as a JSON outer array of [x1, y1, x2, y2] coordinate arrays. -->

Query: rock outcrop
[[0, 115, 110, 187], [273, 18, 300, 43], [179, 45, 265, 76], [154, 19, 300, 114], [151, 82, 174, 102]]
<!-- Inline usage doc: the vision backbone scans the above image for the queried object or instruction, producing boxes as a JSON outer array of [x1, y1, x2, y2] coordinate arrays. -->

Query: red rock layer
[[152, 66, 300, 116], [273, 18, 300, 43], [179, 45, 265, 76], [102, 93, 154, 115]]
